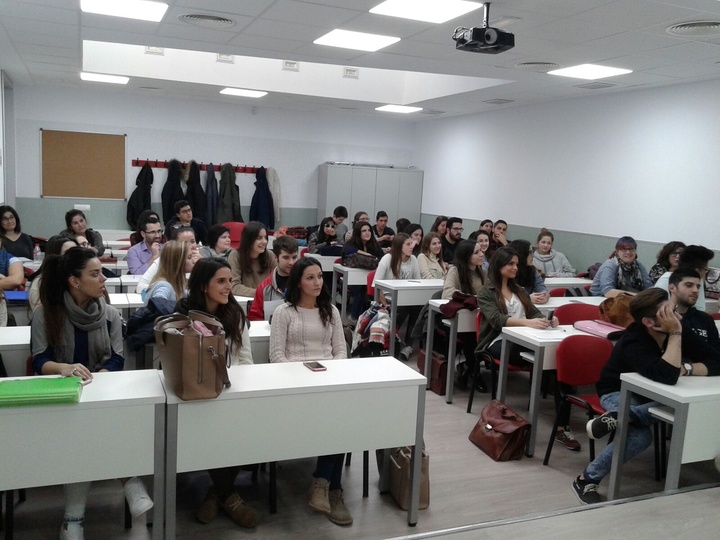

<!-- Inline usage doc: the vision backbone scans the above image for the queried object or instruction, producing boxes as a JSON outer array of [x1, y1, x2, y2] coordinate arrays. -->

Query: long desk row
[[0, 358, 427, 539]]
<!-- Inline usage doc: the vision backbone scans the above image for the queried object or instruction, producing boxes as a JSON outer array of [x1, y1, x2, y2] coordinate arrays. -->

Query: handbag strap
[[189, 310, 225, 333], [207, 342, 232, 388]]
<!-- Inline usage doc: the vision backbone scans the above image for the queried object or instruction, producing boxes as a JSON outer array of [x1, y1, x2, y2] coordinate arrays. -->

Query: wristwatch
[[683, 362, 693, 376]]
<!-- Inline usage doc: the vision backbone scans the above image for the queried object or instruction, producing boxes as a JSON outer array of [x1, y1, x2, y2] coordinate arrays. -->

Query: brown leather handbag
[[389, 446, 430, 511], [153, 310, 231, 401], [468, 400, 530, 461]]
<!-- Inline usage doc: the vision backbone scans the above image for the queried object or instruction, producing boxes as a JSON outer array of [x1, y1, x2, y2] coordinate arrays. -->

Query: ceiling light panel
[[375, 104, 423, 113], [220, 87, 268, 98], [548, 63, 632, 80], [81, 0, 168, 22], [370, 0, 482, 24], [80, 72, 129, 84], [314, 29, 400, 52]]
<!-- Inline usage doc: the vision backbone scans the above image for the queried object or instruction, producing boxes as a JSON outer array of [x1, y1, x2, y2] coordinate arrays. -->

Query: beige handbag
[[389, 446, 429, 511], [153, 310, 231, 401]]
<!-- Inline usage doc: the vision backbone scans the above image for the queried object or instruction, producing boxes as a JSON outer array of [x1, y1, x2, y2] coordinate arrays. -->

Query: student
[[199, 224, 234, 259], [648, 241, 685, 284], [395, 218, 410, 236], [144, 240, 195, 305], [342, 221, 384, 321], [372, 210, 395, 249], [479, 219, 493, 234], [442, 240, 487, 391], [228, 221, 277, 296], [417, 232, 448, 279], [477, 247, 558, 366], [441, 217, 463, 263], [668, 268, 720, 352], [129, 209, 166, 246], [332, 205, 349, 242], [308, 216, 341, 255], [28, 235, 79, 314], [429, 215, 448, 236], [373, 233, 421, 355], [248, 235, 299, 321], [475, 229, 491, 271], [509, 239, 549, 304], [59, 209, 105, 256], [653, 245, 713, 312], [164, 199, 208, 245], [268, 258, 351, 526], [532, 229, 576, 278], [31, 248, 153, 538], [344, 210, 369, 242], [572, 288, 720, 504], [137, 225, 200, 295], [178, 258, 259, 528], [0, 238, 26, 290], [404, 223, 424, 256], [485, 219, 508, 260], [589, 236, 652, 297], [126, 217, 164, 274], [0, 204, 34, 259]]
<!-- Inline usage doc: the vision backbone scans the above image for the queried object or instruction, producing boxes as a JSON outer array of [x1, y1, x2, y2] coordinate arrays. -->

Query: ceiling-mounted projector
[[452, 2, 514, 55]]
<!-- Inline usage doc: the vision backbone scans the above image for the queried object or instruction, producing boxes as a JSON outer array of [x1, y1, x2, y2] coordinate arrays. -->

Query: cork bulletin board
[[41, 129, 126, 199]]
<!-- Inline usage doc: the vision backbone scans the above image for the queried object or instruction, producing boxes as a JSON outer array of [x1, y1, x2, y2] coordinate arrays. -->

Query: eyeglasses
[[324, 223, 336, 229], [618, 248, 636, 253], [451, 227, 464, 232], [1, 216, 15, 222], [145, 229, 164, 235], [670, 251, 683, 257], [179, 208, 192, 214], [172, 224, 193, 230]]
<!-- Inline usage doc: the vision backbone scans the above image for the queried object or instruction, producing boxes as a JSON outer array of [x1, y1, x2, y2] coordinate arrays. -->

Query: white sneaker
[[124, 477, 154, 517], [59, 520, 84, 540]]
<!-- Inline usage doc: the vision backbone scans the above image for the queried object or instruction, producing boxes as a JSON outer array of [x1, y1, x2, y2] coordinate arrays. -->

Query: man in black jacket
[[572, 287, 720, 504], [165, 200, 208, 245], [668, 268, 720, 353]]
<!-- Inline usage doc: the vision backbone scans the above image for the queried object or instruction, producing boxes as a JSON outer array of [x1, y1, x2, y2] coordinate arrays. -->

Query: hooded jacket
[[161, 159, 185, 224], [249, 166, 275, 229], [217, 163, 243, 224], [127, 163, 153, 229], [184, 160, 207, 223], [205, 162, 219, 226]]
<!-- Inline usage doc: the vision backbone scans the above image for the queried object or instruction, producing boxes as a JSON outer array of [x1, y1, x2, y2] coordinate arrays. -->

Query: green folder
[[0, 377, 84, 407]]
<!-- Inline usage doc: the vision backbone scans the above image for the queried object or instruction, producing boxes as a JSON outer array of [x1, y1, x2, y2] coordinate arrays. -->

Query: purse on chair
[[153, 310, 231, 401], [468, 399, 530, 461]]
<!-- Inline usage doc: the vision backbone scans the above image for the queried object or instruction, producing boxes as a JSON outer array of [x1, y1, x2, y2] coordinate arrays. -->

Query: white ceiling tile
[[259, 0, 361, 27]]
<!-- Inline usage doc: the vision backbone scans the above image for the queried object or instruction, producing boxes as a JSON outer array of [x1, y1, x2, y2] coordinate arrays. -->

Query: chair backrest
[[712, 313, 720, 321], [555, 335, 613, 387], [366, 270, 376, 298], [549, 287, 567, 297], [299, 247, 309, 257], [554, 303, 601, 325], [222, 222, 245, 250]]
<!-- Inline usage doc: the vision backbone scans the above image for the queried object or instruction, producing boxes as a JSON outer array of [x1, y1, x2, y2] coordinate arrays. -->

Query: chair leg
[[363, 451, 369, 498], [588, 411, 597, 462], [543, 402, 567, 466], [269, 462, 277, 514], [17, 490, 25, 504], [4, 490, 15, 538], [345, 453, 352, 466], [124, 499, 132, 529], [490, 359, 498, 400], [466, 358, 477, 414]]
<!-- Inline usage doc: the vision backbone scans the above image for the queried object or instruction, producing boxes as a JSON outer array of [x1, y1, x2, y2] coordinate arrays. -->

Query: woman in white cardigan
[[417, 232, 448, 279]]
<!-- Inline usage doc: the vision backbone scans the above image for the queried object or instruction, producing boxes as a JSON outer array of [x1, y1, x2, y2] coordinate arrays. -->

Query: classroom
[[2, 1, 720, 539]]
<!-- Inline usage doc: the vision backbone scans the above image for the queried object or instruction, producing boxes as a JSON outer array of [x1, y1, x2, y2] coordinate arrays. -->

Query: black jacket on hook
[[161, 159, 185, 224], [250, 166, 274, 230], [217, 163, 243, 224], [127, 163, 153, 229], [205, 162, 219, 226], [184, 160, 207, 223]]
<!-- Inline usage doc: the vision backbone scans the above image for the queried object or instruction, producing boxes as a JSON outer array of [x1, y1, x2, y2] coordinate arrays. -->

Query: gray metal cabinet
[[317, 164, 423, 225]]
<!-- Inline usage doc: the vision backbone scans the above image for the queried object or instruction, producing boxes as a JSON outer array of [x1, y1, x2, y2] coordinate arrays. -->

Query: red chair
[[222, 222, 245, 250], [299, 247, 309, 257], [554, 303, 601, 325], [549, 287, 567, 297], [467, 312, 533, 413], [366, 270, 376, 300], [543, 335, 613, 466], [711, 313, 720, 321]]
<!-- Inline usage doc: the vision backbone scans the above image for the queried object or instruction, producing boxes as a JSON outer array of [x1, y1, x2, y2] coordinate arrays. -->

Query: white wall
[[415, 78, 720, 249], [12, 86, 416, 210]]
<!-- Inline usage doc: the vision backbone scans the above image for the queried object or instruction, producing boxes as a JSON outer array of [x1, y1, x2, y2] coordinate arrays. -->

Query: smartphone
[[546, 309, 555, 321], [303, 361, 327, 372]]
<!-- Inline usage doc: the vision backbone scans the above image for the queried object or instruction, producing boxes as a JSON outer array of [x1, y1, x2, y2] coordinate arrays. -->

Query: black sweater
[[596, 322, 720, 397]]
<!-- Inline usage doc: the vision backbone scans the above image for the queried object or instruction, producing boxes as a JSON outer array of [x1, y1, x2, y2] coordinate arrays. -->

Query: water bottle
[[33, 243, 42, 262]]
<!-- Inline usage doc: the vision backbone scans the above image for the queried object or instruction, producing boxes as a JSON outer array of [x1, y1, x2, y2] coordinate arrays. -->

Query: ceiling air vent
[[574, 82, 616, 90], [419, 109, 446, 115], [667, 21, 720, 36], [178, 14, 235, 29], [516, 62, 560, 72], [482, 99, 514, 105]]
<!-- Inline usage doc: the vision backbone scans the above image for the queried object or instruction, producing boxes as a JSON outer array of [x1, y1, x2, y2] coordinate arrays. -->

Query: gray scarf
[[60, 291, 112, 371]]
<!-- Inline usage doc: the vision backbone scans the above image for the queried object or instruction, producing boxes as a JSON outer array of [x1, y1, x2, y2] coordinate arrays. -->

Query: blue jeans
[[582, 391, 658, 483], [313, 454, 345, 491]]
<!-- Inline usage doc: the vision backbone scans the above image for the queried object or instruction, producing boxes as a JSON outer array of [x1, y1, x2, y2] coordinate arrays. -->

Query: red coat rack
[[131, 159, 259, 174]]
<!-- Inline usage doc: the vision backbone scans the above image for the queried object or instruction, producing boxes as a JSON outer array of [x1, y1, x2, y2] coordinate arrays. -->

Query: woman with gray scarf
[[30, 247, 153, 540]]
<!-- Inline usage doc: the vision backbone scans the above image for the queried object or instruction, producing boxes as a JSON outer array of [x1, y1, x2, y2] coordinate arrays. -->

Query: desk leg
[[341, 273, 349, 321], [424, 308, 436, 389], [152, 403, 165, 540], [497, 337, 510, 402], [164, 404, 179, 540], [607, 385, 632, 500], [408, 384, 426, 526], [664, 404, 688, 492], [388, 290, 398, 358], [525, 348, 544, 457], [445, 319, 458, 404]]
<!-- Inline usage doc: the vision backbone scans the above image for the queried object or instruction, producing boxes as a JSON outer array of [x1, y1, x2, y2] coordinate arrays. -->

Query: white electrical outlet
[[74, 204, 91, 211]]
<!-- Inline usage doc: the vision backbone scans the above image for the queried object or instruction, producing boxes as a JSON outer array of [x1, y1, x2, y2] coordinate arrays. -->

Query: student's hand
[[191, 250, 202, 264], [530, 292, 549, 304], [652, 302, 682, 334], [494, 231, 507, 245], [150, 242, 161, 257], [526, 318, 551, 330], [551, 316, 559, 328], [63, 363, 93, 381]]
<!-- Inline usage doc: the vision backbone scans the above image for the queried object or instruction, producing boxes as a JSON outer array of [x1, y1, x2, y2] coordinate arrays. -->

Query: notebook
[[0, 377, 84, 407]]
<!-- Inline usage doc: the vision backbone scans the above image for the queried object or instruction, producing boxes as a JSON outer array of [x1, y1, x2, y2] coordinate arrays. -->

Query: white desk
[[161, 357, 427, 536], [303, 253, 339, 272], [543, 277, 592, 291], [424, 298, 478, 403], [0, 370, 166, 540], [535, 296, 605, 316], [248, 320, 271, 364], [608, 372, 720, 500], [374, 279, 444, 357], [0, 326, 32, 376], [497, 325, 591, 456], [234, 295, 253, 313], [331, 264, 371, 320]]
